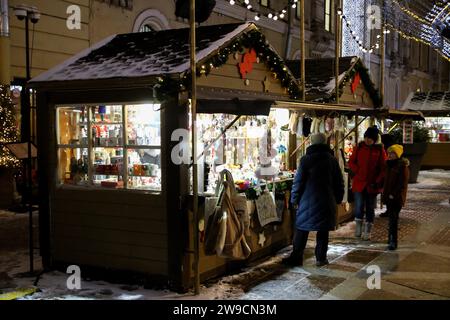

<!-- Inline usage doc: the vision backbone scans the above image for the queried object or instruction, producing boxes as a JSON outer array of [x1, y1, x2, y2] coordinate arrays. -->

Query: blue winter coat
[[290, 144, 345, 231]]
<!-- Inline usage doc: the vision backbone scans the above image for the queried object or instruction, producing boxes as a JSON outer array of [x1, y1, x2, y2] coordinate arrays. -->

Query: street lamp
[[14, 4, 40, 274]]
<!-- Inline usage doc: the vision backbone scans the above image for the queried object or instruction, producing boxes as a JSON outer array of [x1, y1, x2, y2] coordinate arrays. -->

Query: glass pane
[[57, 106, 89, 146], [93, 147, 124, 189], [91, 105, 124, 148], [127, 148, 162, 191], [127, 104, 161, 146], [58, 148, 89, 186], [325, 15, 330, 31], [326, 0, 331, 14]]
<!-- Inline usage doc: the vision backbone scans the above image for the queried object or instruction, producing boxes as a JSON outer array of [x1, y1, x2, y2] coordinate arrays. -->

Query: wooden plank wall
[[51, 189, 169, 276], [340, 83, 375, 108], [196, 53, 289, 96]]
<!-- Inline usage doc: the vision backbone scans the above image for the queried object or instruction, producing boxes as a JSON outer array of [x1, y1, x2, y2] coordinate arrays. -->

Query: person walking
[[382, 144, 410, 250], [349, 126, 387, 241], [282, 133, 344, 267]]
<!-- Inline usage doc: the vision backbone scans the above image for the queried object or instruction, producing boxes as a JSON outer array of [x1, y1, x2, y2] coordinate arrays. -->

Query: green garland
[[154, 29, 302, 102]]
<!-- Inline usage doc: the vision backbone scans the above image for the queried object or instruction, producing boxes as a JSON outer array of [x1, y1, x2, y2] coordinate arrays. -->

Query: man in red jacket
[[349, 126, 387, 241]]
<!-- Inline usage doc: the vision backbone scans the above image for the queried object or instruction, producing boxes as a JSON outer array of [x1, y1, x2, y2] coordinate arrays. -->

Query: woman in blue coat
[[282, 133, 345, 267]]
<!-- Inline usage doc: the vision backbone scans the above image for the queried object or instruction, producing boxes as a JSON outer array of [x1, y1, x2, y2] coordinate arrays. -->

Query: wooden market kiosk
[[402, 91, 450, 170], [30, 22, 310, 291]]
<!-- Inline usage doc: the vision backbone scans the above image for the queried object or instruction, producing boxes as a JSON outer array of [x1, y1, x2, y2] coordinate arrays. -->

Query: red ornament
[[351, 72, 361, 94], [238, 48, 257, 79]]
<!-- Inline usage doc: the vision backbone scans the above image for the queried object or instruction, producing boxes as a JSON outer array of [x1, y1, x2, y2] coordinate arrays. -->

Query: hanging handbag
[[255, 181, 279, 227]]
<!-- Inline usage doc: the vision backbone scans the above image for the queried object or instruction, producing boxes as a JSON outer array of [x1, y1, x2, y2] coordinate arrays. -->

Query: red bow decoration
[[238, 49, 257, 79], [351, 72, 361, 94]]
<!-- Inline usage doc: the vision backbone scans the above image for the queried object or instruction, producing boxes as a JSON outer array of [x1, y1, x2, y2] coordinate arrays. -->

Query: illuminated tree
[[0, 84, 21, 168]]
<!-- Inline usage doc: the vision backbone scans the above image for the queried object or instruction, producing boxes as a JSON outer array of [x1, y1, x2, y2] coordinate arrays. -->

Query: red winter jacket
[[348, 142, 387, 194]]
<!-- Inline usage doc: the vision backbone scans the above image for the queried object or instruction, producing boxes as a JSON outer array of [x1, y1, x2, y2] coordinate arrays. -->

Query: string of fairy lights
[[227, 0, 298, 22], [227, 1, 386, 55], [338, 8, 386, 54], [226, 0, 450, 60], [0, 85, 21, 168]]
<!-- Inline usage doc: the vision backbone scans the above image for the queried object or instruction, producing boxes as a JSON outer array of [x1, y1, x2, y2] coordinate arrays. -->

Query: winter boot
[[379, 211, 389, 218], [281, 253, 303, 267], [355, 218, 363, 238], [388, 234, 397, 251], [361, 222, 373, 241], [387, 223, 398, 250]]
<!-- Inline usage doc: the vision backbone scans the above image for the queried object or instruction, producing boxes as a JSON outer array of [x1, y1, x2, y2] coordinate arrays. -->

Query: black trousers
[[387, 202, 402, 244], [292, 229, 329, 262]]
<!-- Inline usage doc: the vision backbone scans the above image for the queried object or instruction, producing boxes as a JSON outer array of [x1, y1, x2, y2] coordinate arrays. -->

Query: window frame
[[55, 103, 162, 192], [324, 0, 332, 32]]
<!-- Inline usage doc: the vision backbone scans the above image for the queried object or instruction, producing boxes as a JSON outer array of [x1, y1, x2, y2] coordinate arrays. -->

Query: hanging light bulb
[[292, 4, 297, 8], [247, 4, 252, 9], [268, 13, 273, 19], [337, 8, 343, 16], [255, 14, 260, 21], [244, 0, 250, 4], [229, 0, 235, 5], [273, 15, 279, 21], [280, 13, 285, 19]]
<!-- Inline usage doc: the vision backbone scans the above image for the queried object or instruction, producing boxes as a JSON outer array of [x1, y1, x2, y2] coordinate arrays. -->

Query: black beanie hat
[[364, 126, 379, 142]]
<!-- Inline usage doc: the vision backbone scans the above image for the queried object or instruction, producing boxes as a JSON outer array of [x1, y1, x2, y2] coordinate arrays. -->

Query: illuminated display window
[[56, 104, 162, 191]]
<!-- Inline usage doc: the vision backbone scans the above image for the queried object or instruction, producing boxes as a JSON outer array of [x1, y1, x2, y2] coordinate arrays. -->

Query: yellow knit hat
[[387, 144, 403, 159]]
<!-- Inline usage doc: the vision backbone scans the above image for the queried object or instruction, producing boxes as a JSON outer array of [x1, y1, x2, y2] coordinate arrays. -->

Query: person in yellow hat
[[382, 144, 410, 250]]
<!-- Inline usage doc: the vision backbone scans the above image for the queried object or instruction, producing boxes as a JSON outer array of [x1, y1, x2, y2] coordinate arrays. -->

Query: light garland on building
[[391, 0, 429, 25], [383, 0, 450, 60], [339, 9, 384, 54], [227, 0, 296, 22]]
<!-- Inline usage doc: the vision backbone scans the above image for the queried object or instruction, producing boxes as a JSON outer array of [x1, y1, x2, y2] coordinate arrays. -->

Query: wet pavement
[[0, 170, 449, 300]]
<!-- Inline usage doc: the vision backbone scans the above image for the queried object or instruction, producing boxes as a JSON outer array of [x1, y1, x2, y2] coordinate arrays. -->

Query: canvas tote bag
[[204, 170, 251, 259]]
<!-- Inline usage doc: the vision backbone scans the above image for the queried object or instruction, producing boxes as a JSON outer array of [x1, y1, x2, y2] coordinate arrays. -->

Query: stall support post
[[335, 0, 341, 104], [300, 0, 305, 101], [190, 0, 200, 295], [380, 3, 386, 109]]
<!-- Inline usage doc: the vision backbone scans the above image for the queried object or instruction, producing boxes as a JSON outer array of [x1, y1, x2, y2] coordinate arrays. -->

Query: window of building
[[133, 9, 170, 32], [56, 104, 162, 192], [325, 0, 332, 32], [259, 0, 270, 8], [96, 0, 133, 10], [139, 24, 154, 33]]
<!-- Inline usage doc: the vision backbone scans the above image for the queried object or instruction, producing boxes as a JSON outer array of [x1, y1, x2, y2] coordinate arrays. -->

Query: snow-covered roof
[[286, 56, 358, 101], [30, 23, 255, 83], [402, 91, 450, 112]]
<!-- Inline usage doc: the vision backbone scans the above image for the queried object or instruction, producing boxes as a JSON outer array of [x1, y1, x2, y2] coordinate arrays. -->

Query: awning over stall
[[356, 107, 425, 121], [197, 98, 272, 116], [274, 100, 358, 116], [401, 91, 450, 116]]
